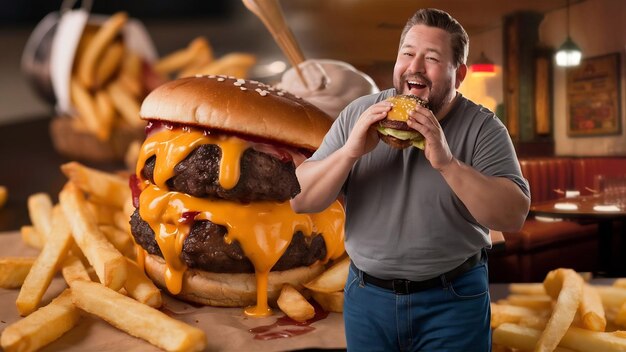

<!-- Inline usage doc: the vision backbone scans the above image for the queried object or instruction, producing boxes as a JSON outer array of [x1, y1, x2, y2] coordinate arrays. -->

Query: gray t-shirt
[[309, 88, 530, 281]]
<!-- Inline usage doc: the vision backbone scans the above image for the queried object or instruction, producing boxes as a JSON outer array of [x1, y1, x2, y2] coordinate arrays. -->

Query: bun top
[[385, 95, 428, 122], [140, 75, 334, 150]]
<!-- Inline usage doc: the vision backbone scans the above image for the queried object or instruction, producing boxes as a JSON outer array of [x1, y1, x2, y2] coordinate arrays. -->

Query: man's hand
[[406, 105, 454, 171], [343, 101, 392, 159]]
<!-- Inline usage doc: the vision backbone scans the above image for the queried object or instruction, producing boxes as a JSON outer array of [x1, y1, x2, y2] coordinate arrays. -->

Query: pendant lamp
[[470, 52, 496, 77], [555, 0, 582, 67]]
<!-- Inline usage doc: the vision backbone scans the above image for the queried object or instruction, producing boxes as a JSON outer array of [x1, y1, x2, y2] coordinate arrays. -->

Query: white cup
[[565, 190, 580, 198]]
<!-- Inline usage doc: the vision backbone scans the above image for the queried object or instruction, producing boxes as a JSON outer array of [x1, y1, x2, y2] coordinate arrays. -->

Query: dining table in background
[[529, 189, 626, 276]]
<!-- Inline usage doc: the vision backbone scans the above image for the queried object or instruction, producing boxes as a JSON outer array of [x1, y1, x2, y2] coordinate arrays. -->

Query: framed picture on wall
[[566, 52, 621, 137]]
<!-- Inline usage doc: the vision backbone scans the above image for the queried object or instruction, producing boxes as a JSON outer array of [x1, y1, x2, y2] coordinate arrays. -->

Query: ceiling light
[[470, 52, 496, 77], [555, 0, 582, 67]]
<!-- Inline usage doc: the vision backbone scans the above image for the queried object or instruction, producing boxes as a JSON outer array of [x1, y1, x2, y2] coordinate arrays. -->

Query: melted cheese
[[137, 128, 248, 190], [135, 127, 345, 317]]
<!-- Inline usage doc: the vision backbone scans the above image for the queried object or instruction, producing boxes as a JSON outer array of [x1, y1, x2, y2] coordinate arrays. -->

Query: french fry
[[20, 225, 44, 249], [0, 257, 35, 289], [304, 256, 349, 293], [61, 161, 130, 209], [613, 278, 626, 289], [518, 314, 550, 330], [94, 40, 125, 88], [560, 326, 626, 352], [118, 51, 143, 97], [536, 268, 584, 352], [509, 283, 547, 296], [70, 280, 206, 351], [580, 284, 607, 331], [87, 201, 118, 225], [492, 323, 612, 352], [61, 253, 91, 285], [17, 207, 74, 316], [595, 285, 626, 309], [490, 303, 543, 329], [311, 291, 343, 313], [59, 182, 127, 290], [0, 185, 7, 208], [114, 212, 133, 240], [70, 77, 105, 140], [76, 12, 128, 89], [100, 225, 135, 259], [124, 258, 162, 308], [178, 52, 256, 78], [493, 323, 626, 352], [94, 90, 115, 141], [614, 302, 626, 327], [154, 36, 211, 75], [106, 80, 143, 127], [0, 290, 81, 352], [27, 193, 53, 241], [277, 284, 315, 322], [506, 294, 553, 311]]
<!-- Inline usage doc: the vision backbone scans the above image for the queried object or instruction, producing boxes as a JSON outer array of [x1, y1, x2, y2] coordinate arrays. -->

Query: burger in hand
[[376, 94, 429, 149], [129, 75, 346, 317]]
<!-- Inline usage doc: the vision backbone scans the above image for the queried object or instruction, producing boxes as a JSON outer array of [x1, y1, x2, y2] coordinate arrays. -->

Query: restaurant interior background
[[1, 0, 625, 158]]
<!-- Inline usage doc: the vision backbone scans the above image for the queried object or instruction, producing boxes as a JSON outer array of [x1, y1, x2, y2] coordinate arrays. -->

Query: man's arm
[[290, 148, 356, 213], [291, 100, 392, 213], [408, 102, 529, 232], [440, 159, 530, 232]]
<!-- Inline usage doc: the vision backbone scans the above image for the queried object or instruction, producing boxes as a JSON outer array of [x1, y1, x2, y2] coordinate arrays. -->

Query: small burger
[[129, 75, 345, 317], [376, 94, 429, 149]]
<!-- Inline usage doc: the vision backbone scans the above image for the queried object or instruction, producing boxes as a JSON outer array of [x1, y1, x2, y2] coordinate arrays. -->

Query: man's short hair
[[400, 8, 469, 68]]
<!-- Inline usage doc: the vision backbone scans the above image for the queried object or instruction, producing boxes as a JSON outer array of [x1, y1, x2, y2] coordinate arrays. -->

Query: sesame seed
[[240, 87, 247, 91], [217, 77, 225, 82], [259, 90, 269, 96], [277, 91, 284, 96], [195, 74, 203, 78], [234, 82, 243, 86]]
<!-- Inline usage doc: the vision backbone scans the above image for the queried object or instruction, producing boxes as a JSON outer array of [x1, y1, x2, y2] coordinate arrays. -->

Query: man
[[290, 8, 530, 352]]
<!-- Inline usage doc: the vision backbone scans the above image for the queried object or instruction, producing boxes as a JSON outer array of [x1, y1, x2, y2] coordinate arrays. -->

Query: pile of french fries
[[64, 10, 257, 162], [278, 256, 348, 322], [492, 268, 626, 351], [0, 161, 349, 350], [70, 12, 149, 142], [0, 162, 206, 351]]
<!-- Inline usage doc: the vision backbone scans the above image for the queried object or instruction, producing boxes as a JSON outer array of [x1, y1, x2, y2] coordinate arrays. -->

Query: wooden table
[[529, 194, 626, 276]]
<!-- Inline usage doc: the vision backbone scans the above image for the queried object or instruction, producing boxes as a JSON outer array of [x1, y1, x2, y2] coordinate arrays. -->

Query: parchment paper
[[0, 232, 347, 351]]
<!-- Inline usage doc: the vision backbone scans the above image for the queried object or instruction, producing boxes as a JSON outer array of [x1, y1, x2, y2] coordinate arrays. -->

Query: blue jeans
[[343, 255, 491, 352]]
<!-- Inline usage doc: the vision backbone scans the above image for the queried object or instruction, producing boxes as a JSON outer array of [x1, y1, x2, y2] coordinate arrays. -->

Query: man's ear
[[455, 64, 467, 89]]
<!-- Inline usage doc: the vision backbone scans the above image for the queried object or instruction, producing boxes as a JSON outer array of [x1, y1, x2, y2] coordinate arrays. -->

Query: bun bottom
[[144, 254, 325, 307], [378, 133, 413, 149]]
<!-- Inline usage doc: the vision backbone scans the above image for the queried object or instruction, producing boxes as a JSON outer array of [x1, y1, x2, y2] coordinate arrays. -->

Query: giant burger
[[376, 94, 429, 149], [129, 75, 345, 317]]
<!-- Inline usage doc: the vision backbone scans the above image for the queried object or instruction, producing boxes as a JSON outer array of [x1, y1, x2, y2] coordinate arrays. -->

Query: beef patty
[[130, 210, 327, 273], [141, 145, 300, 202]]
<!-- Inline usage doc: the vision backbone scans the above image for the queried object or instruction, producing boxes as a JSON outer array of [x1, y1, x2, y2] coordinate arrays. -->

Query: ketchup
[[129, 174, 142, 208], [249, 302, 329, 341]]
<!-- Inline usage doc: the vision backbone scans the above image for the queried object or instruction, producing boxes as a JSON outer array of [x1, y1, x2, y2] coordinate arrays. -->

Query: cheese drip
[[137, 128, 248, 190], [135, 127, 346, 317]]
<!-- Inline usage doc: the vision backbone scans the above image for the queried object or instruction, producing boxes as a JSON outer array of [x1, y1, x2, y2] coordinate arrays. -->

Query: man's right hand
[[343, 101, 392, 159]]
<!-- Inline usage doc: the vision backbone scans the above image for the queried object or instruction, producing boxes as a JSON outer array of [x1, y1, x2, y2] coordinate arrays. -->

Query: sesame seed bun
[[139, 76, 334, 151]]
